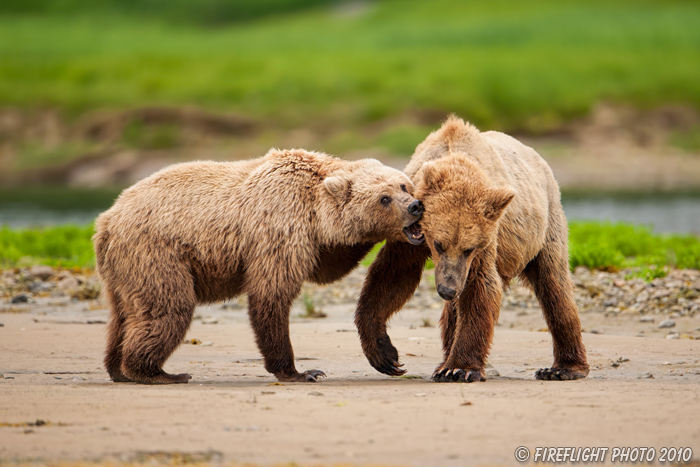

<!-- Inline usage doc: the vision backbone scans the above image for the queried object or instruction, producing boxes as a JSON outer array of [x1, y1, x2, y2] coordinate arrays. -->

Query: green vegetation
[[0, 224, 96, 269], [0, 0, 699, 135], [1, 221, 699, 278], [568, 221, 700, 279]]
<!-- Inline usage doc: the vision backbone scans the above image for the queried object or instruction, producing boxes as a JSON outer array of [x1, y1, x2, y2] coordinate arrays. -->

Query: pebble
[[28, 281, 53, 294], [57, 276, 80, 292], [485, 367, 500, 377], [10, 293, 31, 304], [666, 333, 680, 339], [658, 319, 676, 328], [308, 391, 324, 396], [28, 265, 54, 281], [638, 373, 654, 379], [639, 316, 654, 323]]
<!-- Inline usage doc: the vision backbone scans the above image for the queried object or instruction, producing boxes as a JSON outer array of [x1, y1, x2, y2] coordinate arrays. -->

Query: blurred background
[[0, 0, 699, 232]]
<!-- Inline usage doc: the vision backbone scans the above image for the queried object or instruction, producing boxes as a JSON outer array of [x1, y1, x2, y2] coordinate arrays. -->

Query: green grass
[[0, 224, 96, 269], [0, 0, 699, 134], [1, 222, 699, 278], [568, 221, 700, 278]]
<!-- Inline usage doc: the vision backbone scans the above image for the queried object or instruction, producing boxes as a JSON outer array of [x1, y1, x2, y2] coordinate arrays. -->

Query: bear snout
[[407, 199, 424, 217], [437, 284, 457, 301]]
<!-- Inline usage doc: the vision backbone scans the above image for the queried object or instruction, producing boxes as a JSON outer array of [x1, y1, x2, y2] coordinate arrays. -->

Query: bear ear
[[419, 163, 444, 191], [483, 187, 515, 221], [324, 175, 352, 200]]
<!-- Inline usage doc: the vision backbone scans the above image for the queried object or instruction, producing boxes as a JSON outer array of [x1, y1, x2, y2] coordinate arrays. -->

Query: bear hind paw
[[432, 368, 485, 383], [535, 367, 588, 381], [277, 369, 327, 383]]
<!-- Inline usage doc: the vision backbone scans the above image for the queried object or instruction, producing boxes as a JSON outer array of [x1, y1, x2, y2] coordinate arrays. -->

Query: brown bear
[[355, 116, 589, 382], [93, 148, 425, 384]]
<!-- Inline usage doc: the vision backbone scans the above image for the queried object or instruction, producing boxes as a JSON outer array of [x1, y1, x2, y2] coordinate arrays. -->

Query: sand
[[1, 299, 699, 467]]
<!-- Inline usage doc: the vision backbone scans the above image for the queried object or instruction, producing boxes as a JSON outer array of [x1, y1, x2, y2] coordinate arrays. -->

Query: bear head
[[415, 156, 514, 301], [323, 159, 425, 246]]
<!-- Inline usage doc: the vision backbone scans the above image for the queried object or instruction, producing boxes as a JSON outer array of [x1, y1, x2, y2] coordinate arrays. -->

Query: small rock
[[658, 319, 676, 329], [652, 289, 672, 299], [1, 275, 17, 288], [0, 323, 4, 327], [485, 367, 500, 377], [10, 293, 30, 304], [603, 298, 618, 307], [200, 341, 213, 347], [308, 391, 324, 396], [638, 373, 654, 379], [201, 317, 219, 325], [639, 316, 654, 323], [57, 276, 79, 293], [613, 279, 626, 287], [691, 281, 700, 291], [666, 333, 680, 339], [72, 376, 86, 381], [29, 265, 54, 281], [28, 281, 53, 294]]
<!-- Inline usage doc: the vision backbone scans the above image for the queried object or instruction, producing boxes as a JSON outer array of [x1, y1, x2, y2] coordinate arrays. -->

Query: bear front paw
[[365, 334, 406, 376], [432, 368, 485, 383]]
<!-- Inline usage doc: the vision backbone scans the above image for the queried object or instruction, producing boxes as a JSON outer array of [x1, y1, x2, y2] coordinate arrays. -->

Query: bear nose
[[437, 284, 456, 301], [408, 200, 424, 216]]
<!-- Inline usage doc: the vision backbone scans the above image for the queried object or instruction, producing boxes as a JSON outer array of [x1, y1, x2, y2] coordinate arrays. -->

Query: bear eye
[[434, 241, 444, 255], [463, 248, 475, 257], [400, 184, 408, 193], [380, 196, 392, 206]]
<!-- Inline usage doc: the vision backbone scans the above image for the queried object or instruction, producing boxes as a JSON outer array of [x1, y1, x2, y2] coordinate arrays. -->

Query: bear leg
[[523, 242, 589, 381], [119, 293, 196, 385], [438, 300, 457, 363], [103, 286, 132, 382], [355, 241, 429, 376], [432, 266, 501, 383], [248, 292, 325, 382]]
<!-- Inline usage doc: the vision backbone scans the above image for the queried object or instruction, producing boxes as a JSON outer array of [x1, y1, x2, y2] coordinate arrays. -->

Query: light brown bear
[[355, 116, 589, 382], [94, 148, 425, 384]]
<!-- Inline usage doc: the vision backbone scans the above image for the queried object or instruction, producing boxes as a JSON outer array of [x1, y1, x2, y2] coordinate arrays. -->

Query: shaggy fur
[[355, 116, 589, 382], [94, 148, 423, 384]]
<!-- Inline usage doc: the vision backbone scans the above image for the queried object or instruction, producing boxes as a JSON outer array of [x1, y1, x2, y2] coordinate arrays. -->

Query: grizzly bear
[[355, 116, 589, 382], [94, 148, 425, 384]]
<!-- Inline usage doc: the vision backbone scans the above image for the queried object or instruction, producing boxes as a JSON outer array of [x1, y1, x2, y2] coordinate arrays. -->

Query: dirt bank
[[2, 103, 699, 192]]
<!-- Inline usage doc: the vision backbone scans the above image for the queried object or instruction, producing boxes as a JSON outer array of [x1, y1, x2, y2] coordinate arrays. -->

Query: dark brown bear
[[94, 149, 424, 384]]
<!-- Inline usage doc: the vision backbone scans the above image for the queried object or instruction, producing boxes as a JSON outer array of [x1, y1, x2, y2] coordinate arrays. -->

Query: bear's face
[[323, 160, 425, 245], [416, 159, 514, 301]]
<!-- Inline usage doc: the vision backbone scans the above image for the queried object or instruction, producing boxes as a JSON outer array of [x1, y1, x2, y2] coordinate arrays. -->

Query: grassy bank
[[2, 222, 698, 277], [1, 0, 699, 133]]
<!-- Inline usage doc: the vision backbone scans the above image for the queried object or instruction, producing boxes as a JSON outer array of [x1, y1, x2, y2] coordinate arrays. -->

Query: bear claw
[[303, 369, 327, 382], [279, 369, 327, 382], [535, 367, 587, 381], [367, 335, 406, 376], [432, 368, 485, 383]]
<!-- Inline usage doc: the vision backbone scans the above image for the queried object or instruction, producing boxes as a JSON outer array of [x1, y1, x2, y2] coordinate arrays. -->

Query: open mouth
[[403, 221, 425, 245]]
